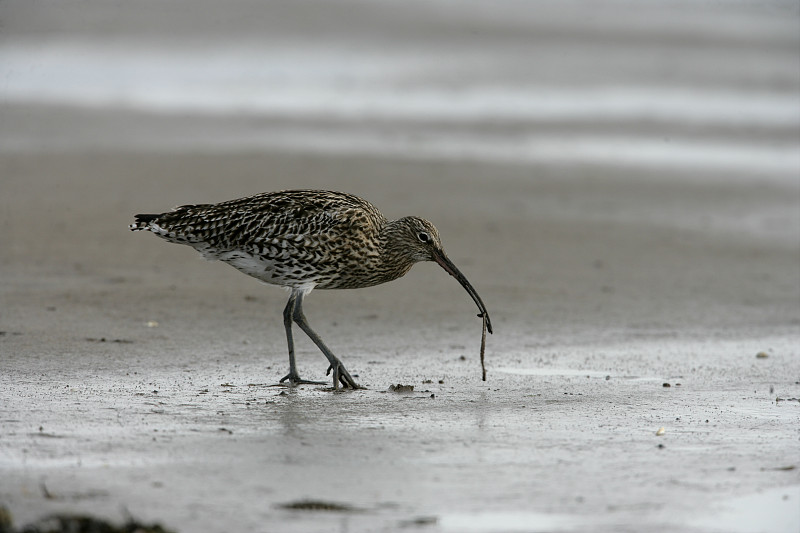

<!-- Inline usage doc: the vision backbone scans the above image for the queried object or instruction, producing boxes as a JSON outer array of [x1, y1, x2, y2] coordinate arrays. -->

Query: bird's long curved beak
[[433, 249, 493, 334]]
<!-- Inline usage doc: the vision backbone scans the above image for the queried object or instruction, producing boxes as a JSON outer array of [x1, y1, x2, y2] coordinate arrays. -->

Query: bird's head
[[388, 216, 493, 334], [393, 216, 443, 262]]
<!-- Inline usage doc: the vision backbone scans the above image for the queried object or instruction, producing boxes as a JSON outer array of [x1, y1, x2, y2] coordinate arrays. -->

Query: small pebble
[[756, 351, 769, 359], [656, 427, 666, 436], [662, 383, 671, 388]]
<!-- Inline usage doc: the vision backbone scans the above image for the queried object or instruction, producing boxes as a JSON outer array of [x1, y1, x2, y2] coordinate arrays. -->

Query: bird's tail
[[129, 213, 161, 231]]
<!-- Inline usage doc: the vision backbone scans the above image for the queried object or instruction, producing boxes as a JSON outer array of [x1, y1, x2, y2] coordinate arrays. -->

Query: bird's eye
[[417, 232, 430, 243]]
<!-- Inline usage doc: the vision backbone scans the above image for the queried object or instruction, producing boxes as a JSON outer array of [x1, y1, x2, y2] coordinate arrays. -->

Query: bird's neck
[[376, 219, 416, 281]]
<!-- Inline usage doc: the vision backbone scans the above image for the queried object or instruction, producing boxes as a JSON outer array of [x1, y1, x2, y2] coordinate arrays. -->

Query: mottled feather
[[131, 190, 424, 290]]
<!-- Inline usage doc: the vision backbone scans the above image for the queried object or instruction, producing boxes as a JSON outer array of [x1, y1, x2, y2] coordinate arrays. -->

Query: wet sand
[[2, 148, 799, 532], [1, 1, 799, 532]]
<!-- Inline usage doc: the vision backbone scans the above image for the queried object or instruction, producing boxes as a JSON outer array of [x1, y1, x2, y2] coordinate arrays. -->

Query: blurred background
[[1, 0, 799, 342], [2, 0, 798, 168], [1, 0, 798, 340]]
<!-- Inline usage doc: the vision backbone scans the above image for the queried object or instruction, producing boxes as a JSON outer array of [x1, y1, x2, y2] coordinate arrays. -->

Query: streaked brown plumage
[[130, 189, 492, 389]]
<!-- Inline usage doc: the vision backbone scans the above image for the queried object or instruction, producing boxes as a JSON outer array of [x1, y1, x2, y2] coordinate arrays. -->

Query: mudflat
[[2, 149, 798, 532], [1, 0, 799, 531]]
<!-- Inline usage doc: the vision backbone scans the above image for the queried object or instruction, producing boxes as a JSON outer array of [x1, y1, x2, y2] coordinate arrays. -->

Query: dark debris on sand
[[278, 500, 360, 512], [0, 507, 176, 533]]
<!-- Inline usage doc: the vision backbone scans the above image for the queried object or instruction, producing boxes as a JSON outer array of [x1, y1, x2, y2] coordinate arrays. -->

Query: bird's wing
[[146, 190, 384, 252]]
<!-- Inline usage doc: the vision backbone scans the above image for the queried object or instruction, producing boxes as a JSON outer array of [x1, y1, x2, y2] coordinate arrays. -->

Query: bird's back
[[131, 190, 391, 289]]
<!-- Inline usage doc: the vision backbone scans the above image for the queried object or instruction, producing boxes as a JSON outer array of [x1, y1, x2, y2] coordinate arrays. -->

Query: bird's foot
[[274, 372, 328, 387], [325, 362, 362, 390]]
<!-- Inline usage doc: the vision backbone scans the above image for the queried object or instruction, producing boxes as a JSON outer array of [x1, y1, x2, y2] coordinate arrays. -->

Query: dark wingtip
[[130, 213, 161, 231], [134, 213, 160, 223]]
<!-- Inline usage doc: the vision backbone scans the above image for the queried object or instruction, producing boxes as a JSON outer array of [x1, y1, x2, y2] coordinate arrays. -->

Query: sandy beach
[[1, 1, 799, 532]]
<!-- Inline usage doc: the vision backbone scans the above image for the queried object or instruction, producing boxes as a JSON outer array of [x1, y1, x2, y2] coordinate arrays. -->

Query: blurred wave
[[1, 0, 798, 178], [2, 43, 798, 127]]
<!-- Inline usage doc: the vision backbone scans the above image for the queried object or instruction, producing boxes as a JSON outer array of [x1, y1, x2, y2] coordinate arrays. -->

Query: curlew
[[130, 189, 492, 389]]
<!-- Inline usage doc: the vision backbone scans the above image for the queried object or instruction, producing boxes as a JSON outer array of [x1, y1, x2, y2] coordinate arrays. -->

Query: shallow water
[[493, 367, 668, 381], [1, 0, 798, 178], [690, 485, 800, 533], [439, 511, 585, 532]]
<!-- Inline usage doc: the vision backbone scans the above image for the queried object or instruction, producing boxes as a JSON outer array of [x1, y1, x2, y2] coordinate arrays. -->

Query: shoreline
[[2, 148, 798, 532]]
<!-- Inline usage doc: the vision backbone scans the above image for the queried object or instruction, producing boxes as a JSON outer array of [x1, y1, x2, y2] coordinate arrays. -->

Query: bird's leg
[[279, 292, 301, 383], [292, 292, 361, 390], [278, 290, 326, 386]]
